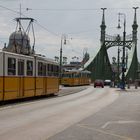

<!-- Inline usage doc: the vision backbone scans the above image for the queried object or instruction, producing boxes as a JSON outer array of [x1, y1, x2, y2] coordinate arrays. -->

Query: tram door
[[18, 59, 24, 98]]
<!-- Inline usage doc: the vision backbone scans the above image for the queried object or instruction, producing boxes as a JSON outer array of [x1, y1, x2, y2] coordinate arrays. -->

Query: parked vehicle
[[94, 79, 104, 88], [104, 79, 111, 86]]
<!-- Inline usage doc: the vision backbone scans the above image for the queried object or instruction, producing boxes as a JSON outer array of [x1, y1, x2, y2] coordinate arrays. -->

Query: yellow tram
[[0, 51, 59, 101], [61, 70, 91, 86], [0, 17, 59, 101]]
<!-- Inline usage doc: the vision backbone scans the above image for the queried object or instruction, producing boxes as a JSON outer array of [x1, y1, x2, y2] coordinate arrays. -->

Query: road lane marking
[[101, 120, 140, 129], [77, 124, 134, 140]]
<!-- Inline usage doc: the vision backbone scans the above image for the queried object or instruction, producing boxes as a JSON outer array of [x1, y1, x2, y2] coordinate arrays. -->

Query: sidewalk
[[114, 85, 140, 93]]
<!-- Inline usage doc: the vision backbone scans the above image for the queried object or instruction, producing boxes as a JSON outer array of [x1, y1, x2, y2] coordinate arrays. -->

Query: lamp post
[[118, 13, 126, 89], [117, 46, 121, 87], [59, 34, 66, 84]]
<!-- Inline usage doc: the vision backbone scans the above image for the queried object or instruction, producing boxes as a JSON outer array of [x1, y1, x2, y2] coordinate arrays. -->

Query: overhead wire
[[34, 21, 60, 37], [0, 5, 20, 14], [26, 8, 99, 11], [0, 5, 134, 37], [0, 4, 61, 38], [0, 5, 136, 47], [0, 5, 95, 47], [25, 7, 133, 11]]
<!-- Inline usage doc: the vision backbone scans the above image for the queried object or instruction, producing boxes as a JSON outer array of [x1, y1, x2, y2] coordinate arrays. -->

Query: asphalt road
[[48, 87, 140, 140], [0, 86, 139, 140]]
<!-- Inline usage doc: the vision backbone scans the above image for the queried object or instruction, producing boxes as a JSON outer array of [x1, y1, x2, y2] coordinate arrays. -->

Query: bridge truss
[[84, 8, 139, 82]]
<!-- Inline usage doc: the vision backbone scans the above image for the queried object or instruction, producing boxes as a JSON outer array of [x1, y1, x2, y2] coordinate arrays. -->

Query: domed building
[[3, 27, 34, 55]]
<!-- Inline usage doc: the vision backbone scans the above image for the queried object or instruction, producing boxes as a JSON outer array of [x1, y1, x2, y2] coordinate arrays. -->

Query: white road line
[[101, 120, 140, 129]]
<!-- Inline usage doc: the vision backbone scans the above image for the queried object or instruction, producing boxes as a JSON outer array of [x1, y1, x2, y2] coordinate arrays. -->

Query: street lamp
[[59, 34, 67, 84], [118, 13, 126, 89], [117, 46, 121, 87]]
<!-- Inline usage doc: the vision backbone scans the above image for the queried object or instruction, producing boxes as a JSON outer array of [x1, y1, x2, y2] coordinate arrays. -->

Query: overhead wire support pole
[[59, 37, 63, 84], [117, 46, 121, 87], [122, 14, 126, 89], [59, 34, 67, 84]]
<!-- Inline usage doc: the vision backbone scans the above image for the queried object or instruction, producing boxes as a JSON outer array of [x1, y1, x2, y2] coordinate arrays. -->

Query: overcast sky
[[0, 0, 140, 63]]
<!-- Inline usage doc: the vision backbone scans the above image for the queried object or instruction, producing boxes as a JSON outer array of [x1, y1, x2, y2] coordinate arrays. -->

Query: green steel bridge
[[84, 8, 139, 83]]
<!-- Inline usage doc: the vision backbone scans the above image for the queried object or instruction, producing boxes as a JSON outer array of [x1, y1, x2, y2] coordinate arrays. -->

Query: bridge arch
[[84, 8, 139, 82]]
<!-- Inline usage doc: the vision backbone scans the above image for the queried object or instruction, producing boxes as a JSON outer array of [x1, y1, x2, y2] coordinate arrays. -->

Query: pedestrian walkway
[[115, 86, 140, 94]]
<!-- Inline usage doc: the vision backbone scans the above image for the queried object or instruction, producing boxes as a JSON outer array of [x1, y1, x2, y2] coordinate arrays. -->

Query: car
[[104, 79, 111, 86], [94, 79, 104, 88]]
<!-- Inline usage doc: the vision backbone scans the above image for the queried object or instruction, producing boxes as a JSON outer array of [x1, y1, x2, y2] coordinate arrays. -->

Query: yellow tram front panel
[[0, 77, 3, 101], [46, 77, 59, 94], [24, 77, 35, 97], [4, 77, 19, 100], [35, 77, 44, 96]]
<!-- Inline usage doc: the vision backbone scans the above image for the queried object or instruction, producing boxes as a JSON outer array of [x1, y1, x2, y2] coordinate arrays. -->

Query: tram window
[[56, 66, 59, 72], [8, 58, 16, 75], [47, 64, 53, 76], [55, 65, 57, 76], [55, 66, 59, 76], [63, 73, 68, 78], [38, 62, 43, 76], [18, 59, 24, 76], [46, 64, 48, 76], [71, 73, 74, 78], [53, 65, 56, 76], [43, 64, 47, 76], [51, 65, 53, 71], [53, 65, 58, 76], [27, 60, 33, 76], [47, 64, 50, 72], [51, 65, 54, 76], [79, 73, 82, 78], [68, 73, 71, 78], [62, 73, 66, 78], [75, 73, 79, 78], [47, 64, 50, 76], [63, 73, 72, 78]]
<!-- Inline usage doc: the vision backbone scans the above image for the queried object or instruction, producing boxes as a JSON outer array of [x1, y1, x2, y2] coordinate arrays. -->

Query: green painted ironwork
[[126, 43, 138, 81], [84, 8, 139, 82], [85, 43, 113, 81]]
